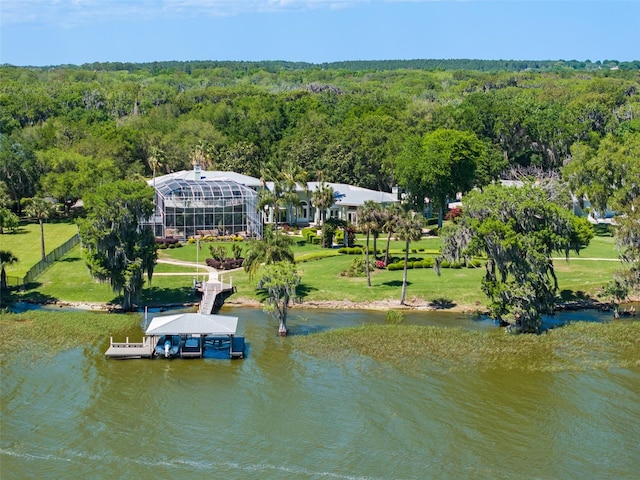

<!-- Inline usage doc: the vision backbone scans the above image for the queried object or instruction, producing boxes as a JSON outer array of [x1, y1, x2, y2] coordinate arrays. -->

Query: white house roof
[[151, 169, 397, 206], [307, 182, 398, 206], [145, 313, 238, 336], [152, 170, 262, 188]]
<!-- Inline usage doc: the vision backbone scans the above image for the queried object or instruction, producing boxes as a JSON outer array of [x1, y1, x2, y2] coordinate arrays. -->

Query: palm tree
[[147, 146, 164, 188], [280, 160, 308, 227], [396, 211, 424, 305], [382, 203, 403, 266], [0, 250, 18, 306], [147, 146, 163, 236], [357, 200, 381, 288], [257, 174, 284, 230], [23, 197, 55, 261], [311, 180, 334, 227], [243, 225, 295, 280], [191, 141, 213, 170]]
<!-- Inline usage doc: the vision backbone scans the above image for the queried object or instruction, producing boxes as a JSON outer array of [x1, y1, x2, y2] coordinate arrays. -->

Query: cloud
[[0, 0, 375, 27], [2, 0, 606, 28]]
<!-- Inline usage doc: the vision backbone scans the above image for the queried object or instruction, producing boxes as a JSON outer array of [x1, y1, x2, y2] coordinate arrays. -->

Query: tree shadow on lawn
[[4, 227, 29, 235], [253, 283, 317, 304], [15, 284, 58, 305], [381, 280, 411, 288], [559, 289, 599, 303], [60, 256, 81, 263], [140, 286, 197, 306], [256, 284, 318, 303], [428, 297, 457, 309], [296, 283, 317, 300]]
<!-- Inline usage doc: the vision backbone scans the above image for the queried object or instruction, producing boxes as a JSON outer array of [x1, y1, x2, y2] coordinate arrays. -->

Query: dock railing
[[199, 276, 234, 314], [105, 336, 155, 358], [108, 336, 152, 348]]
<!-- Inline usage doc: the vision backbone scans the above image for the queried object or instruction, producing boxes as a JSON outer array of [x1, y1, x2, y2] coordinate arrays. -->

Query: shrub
[[338, 247, 362, 254], [467, 259, 483, 268], [301, 227, 317, 242], [206, 258, 222, 268], [209, 245, 228, 261], [440, 260, 462, 269], [445, 206, 463, 222], [421, 257, 435, 268], [340, 257, 374, 277], [375, 260, 386, 269], [156, 237, 180, 247]]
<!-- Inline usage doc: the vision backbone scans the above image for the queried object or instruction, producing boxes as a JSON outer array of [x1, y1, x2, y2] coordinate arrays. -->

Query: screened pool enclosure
[[145, 176, 262, 240]]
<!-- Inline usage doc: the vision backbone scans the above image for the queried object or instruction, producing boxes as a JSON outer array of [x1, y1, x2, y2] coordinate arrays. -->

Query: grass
[[2, 221, 80, 276], [7, 229, 629, 310], [294, 320, 640, 372], [569, 235, 618, 259], [4, 229, 637, 372], [0, 310, 139, 361], [13, 245, 200, 306], [3, 309, 637, 372]]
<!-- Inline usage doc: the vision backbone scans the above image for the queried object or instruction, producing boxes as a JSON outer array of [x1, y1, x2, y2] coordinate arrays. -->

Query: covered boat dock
[[105, 312, 245, 359]]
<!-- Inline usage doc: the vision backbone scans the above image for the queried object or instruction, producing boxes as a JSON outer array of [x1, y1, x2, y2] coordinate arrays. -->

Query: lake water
[[1, 307, 639, 479]]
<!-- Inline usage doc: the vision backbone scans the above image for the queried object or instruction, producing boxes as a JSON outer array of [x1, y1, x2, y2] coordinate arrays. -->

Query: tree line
[[1, 62, 638, 329], [1, 63, 638, 210]]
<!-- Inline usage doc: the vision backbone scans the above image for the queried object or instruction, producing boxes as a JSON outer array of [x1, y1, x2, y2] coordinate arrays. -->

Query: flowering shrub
[[375, 260, 386, 269], [445, 206, 463, 222]]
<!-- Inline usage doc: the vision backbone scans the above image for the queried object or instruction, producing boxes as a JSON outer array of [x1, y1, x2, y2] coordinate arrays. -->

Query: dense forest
[[1, 60, 639, 215]]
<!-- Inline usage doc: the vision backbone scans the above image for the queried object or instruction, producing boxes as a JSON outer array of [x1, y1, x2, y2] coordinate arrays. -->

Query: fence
[[4, 233, 80, 288]]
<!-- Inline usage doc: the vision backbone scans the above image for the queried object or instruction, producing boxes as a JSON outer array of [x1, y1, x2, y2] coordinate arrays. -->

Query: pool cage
[[146, 177, 262, 240]]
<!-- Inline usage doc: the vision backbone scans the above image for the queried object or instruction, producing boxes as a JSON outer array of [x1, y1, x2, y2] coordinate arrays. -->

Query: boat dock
[[105, 337, 154, 359], [198, 278, 235, 314], [105, 313, 245, 360]]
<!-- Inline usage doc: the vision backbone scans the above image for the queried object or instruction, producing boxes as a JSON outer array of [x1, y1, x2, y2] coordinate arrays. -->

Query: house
[[144, 165, 263, 239], [145, 164, 399, 239]]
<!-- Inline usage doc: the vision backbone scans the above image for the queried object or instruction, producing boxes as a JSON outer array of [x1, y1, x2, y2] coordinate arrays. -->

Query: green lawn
[[12, 231, 626, 309], [17, 245, 199, 306], [2, 221, 79, 276]]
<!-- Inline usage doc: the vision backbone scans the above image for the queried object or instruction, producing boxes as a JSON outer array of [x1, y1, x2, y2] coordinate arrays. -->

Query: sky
[[1, 0, 638, 67]]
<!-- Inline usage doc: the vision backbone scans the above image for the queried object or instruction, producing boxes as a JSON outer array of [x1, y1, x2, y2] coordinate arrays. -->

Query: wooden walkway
[[198, 279, 235, 314], [156, 258, 236, 313]]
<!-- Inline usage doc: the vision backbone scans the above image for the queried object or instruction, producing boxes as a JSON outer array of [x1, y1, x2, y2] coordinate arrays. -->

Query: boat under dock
[[105, 312, 246, 360]]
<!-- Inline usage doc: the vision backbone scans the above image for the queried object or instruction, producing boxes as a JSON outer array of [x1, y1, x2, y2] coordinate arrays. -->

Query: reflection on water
[[1, 307, 639, 479]]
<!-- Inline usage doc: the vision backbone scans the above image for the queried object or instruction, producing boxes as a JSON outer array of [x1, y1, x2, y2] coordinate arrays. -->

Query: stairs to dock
[[199, 278, 236, 314]]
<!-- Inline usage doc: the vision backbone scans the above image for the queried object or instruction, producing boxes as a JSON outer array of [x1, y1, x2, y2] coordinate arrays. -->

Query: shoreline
[[22, 296, 637, 316], [225, 297, 488, 314]]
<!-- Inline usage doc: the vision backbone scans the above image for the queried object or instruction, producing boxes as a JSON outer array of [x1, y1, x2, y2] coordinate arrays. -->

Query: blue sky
[[1, 1, 638, 66]]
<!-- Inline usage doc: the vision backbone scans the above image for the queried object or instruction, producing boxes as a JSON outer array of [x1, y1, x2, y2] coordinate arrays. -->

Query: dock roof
[[145, 313, 238, 336]]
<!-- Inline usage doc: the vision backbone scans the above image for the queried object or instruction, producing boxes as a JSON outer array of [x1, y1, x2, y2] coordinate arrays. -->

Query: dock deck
[[106, 313, 245, 360], [105, 337, 154, 359]]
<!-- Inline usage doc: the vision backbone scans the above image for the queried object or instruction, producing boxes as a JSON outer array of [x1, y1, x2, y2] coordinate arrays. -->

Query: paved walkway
[[156, 258, 218, 281], [551, 257, 620, 262]]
